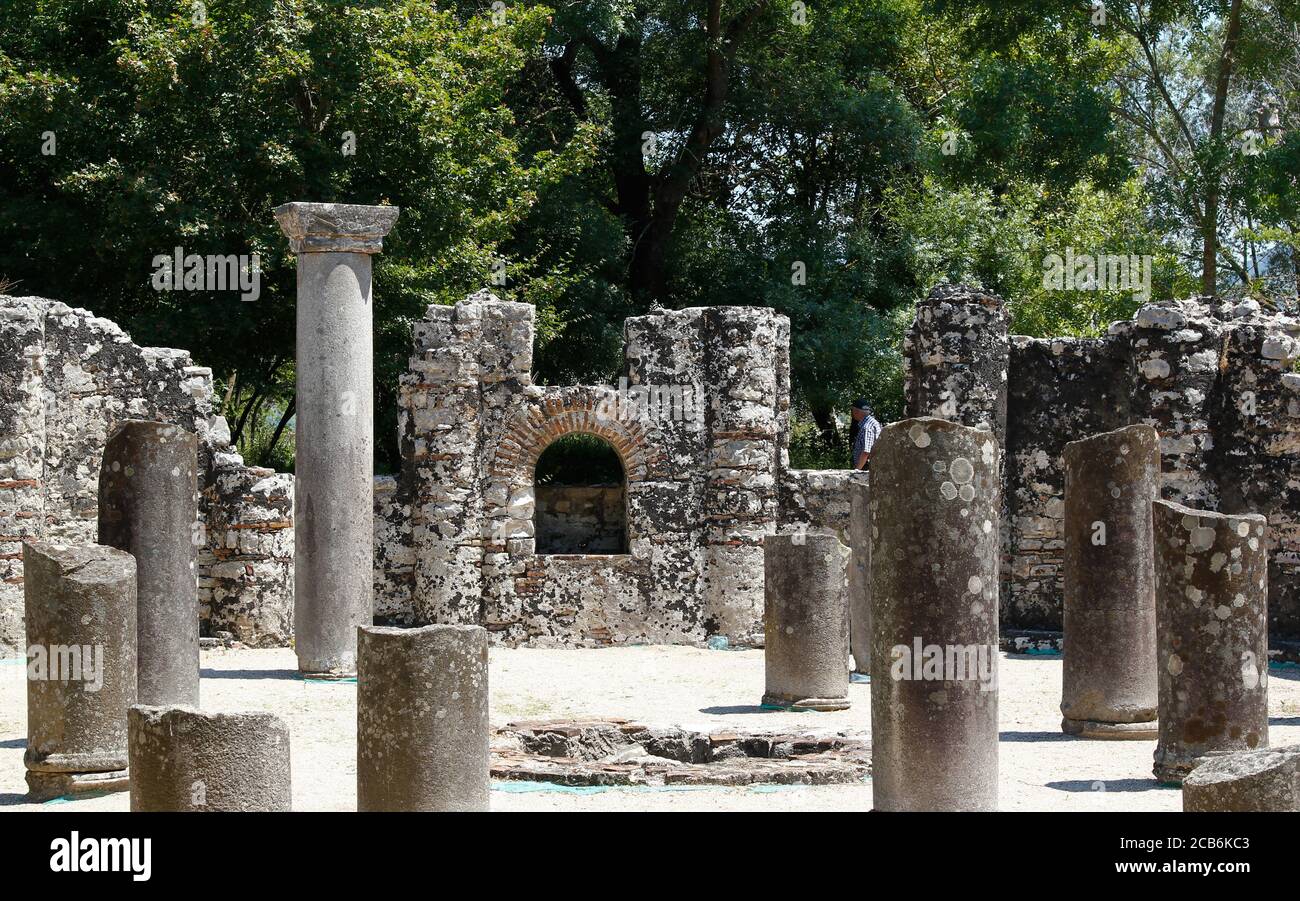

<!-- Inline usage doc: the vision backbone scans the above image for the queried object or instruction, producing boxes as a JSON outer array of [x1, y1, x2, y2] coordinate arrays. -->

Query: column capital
[[274, 202, 400, 254]]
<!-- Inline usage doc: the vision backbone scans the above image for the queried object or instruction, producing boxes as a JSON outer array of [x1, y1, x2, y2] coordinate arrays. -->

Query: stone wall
[[905, 286, 1300, 640], [535, 483, 626, 554], [0, 292, 849, 653], [376, 291, 843, 647], [0, 296, 295, 654]]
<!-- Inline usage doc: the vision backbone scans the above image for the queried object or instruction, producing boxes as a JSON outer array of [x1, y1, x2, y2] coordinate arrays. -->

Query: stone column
[[1059, 423, 1160, 738], [870, 417, 1000, 811], [762, 533, 850, 710], [1153, 499, 1269, 784], [357, 624, 490, 811], [98, 420, 199, 707], [275, 202, 399, 676], [128, 706, 291, 811], [23, 542, 136, 800], [1182, 746, 1300, 812], [848, 473, 871, 674]]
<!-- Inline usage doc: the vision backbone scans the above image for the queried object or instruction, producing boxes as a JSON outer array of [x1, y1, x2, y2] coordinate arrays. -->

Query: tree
[[0, 0, 579, 470]]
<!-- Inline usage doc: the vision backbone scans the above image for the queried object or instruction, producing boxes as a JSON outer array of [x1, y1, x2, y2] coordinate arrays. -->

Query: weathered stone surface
[[1182, 746, 1300, 811], [277, 203, 399, 675], [1060, 423, 1159, 738], [492, 719, 870, 786], [762, 533, 850, 710], [914, 291, 1300, 640], [870, 417, 1000, 811], [0, 296, 294, 655], [128, 705, 291, 811], [23, 541, 136, 800], [98, 420, 199, 707], [356, 624, 490, 811], [848, 473, 871, 674], [384, 293, 840, 649], [273, 201, 400, 255], [1153, 499, 1269, 784]]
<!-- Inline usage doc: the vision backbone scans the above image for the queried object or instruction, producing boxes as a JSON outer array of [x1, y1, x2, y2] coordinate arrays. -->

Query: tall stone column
[[761, 533, 850, 710], [23, 542, 136, 800], [275, 202, 399, 676], [98, 420, 199, 706], [1153, 499, 1269, 784], [848, 474, 871, 674], [870, 418, 1000, 811], [128, 706, 292, 811], [1059, 424, 1160, 738], [357, 624, 490, 811]]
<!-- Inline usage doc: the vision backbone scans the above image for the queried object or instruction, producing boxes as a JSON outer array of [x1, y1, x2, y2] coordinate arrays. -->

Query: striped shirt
[[852, 415, 882, 468]]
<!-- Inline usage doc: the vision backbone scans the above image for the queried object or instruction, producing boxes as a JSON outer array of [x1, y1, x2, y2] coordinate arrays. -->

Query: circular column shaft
[[1182, 746, 1300, 811], [98, 419, 199, 707], [128, 705, 292, 811], [275, 202, 399, 676], [1060, 423, 1160, 738], [870, 417, 1000, 811], [762, 533, 850, 711], [1153, 499, 1268, 785], [23, 542, 136, 800], [357, 624, 490, 811], [848, 474, 871, 675]]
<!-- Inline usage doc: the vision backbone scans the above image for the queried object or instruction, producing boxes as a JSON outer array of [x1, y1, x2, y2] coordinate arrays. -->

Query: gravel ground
[[2, 645, 1298, 812]]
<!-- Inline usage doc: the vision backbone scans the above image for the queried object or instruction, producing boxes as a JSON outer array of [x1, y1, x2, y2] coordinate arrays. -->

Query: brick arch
[[490, 387, 650, 486]]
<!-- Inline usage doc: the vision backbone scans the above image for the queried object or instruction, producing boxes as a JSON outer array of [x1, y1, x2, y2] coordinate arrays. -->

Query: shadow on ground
[[698, 705, 777, 715], [1047, 779, 1171, 793], [999, 731, 1079, 743]]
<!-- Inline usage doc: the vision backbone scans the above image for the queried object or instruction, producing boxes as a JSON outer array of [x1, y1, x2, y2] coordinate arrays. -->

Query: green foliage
[[0, 0, 583, 468], [534, 432, 625, 484]]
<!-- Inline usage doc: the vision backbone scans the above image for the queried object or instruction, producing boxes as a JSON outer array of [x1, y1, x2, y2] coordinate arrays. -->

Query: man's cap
[[852, 397, 872, 412]]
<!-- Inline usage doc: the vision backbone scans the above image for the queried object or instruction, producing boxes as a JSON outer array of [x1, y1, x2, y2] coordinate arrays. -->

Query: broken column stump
[[98, 419, 200, 707], [761, 533, 851, 711], [1153, 499, 1269, 784], [870, 417, 1000, 811], [1060, 423, 1160, 739], [848, 474, 871, 675], [1182, 746, 1300, 811], [357, 624, 490, 811], [23, 542, 137, 800], [128, 706, 292, 811]]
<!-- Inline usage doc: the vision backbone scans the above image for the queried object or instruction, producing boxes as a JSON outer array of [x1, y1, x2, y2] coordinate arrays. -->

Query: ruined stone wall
[[0, 296, 295, 654], [379, 291, 837, 647], [906, 287, 1300, 639], [535, 484, 626, 554]]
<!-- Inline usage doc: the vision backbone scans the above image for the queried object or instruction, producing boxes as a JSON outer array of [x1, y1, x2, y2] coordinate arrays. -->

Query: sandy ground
[[2, 645, 1298, 812]]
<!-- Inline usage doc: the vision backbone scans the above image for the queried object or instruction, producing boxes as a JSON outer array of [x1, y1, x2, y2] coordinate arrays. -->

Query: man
[[850, 398, 882, 470]]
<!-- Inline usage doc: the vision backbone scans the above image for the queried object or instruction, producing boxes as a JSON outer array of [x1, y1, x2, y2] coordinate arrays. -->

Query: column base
[[298, 669, 356, 681], [761, 692, 850, 712], [1153, 761, 1192, 785], [26, 768, 129, 802], [1061, 717, 1158, 740]]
